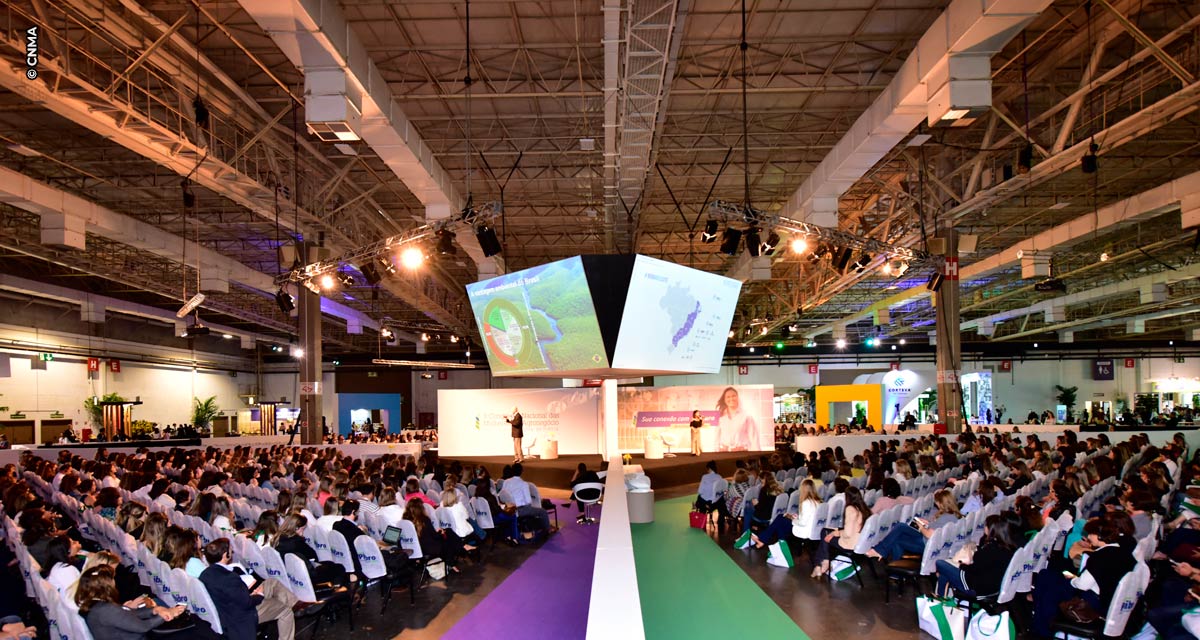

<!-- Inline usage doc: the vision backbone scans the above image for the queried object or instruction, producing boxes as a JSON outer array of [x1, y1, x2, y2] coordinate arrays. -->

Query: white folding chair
[[188, 579, 223, 635], [328, 530, 356, 574]]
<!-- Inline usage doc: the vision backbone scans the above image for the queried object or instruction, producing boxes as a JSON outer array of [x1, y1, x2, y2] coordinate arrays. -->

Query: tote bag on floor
[[689, 510, 707, 529], [766, 541, 794, 568], [917, 595, 966, 640], [966, 609, 1016, 640]]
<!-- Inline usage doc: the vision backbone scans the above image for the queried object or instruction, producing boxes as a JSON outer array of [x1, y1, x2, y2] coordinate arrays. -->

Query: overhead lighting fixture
[[1081, 143, 1099, 174], [380, 326, 396, 343], [760, 326, 768, 335], [475, 224, 502, 257], [420, 332, 430, 342], [926, 271, 944, 292], [852, 252, 872, 273], [832, 248, 853, 272], [436, 229, 457, 255], [271, 345, 284, 353], [894, 261, 910, 277], [182, 322, 210, 338], [701, 220, 720, 243], [748, 347, 755, 353], [1099, 252, 1109, 262], [940, 108, 971, 121], [719, 228, 742, 256], [835, 338, 847, 349], [881, 262, 893, 275], [337, 271, 355, 287], [465, 350, 471, 358], [378, 256, 397, 276], [899, 339, 906, 345], [359, 262, 382, 285], [760, 231, 780, 255], [728, 330, 735, 339], [372, 358, 477, 369], [806, 340, 816, 348], [1017, 144, 1034, 173], [790, 237, 809, 255], [291, 346, 304, 358], [449, 335, 459, 343], [318, 273, 336, 290], [1033, 342, 1038, 348], [891, 345, 897, 351], [745, 228, 762, 257], [222, 333, 233, 340], [400, 246, 425, 270], [307, 121, 361, 142]]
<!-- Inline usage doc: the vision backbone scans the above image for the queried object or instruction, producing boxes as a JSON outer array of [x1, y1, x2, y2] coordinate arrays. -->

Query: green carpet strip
[[631, 496, 811, 639]]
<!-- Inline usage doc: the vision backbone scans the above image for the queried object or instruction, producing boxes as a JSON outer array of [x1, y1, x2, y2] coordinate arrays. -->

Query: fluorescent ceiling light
[[940, 108, 971, 121]]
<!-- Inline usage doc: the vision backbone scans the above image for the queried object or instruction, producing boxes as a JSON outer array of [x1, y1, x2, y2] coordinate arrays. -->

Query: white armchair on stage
[[644, 435, 665, 459]]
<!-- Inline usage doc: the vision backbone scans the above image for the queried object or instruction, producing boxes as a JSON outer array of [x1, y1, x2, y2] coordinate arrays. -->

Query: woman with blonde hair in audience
[[441, 489, 480, 549], [116, 501, 148, 538], [753, 478, 821, 550], [208, 495, 234, 533], [867, 489, 961, 562], [377, 486, 406, 529], [725, 469, 751, 524], [139, 512, 169, 558], [892, 458, 912, 481]]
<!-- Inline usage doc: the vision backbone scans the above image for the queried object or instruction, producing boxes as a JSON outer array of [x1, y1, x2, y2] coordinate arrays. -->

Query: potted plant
[[1055, 385, 1078, 421], [192, 396, 220, 431], [83, 393, 125, 428]]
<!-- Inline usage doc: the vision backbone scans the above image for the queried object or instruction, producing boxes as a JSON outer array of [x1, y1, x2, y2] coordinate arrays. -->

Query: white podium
[[540, 440, 559, 460], [643, 436, 664, 459]]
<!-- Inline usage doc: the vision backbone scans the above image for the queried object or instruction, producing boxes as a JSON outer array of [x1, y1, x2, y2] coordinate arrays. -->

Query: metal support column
[[297, 264, 323, 444], [935, 229, 964, 434]]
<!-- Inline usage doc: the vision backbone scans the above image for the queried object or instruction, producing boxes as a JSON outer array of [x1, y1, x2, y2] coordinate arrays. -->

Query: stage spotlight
[[719, 228, 743, 255], [760, 231, 780, 255], [853, 252, 872, 273], [400, 246, 425, 270], [1081, 143, 1099, 174], [420, 332, 430, 342], [436, 229, 457, 255], [291, 346, 304, 359], [380, 327, 396, 344], [791, 237, 809, 255], [701, 219, 719, 243], [378, 256, 397, 276], [895, 261, 910, 277], [1018, 144, 1033, 174], [359, 262, 382, 285], [274, 288, 295, 314], [1099, 252, 1109, 263], [745, 228, 762, 257], [835, 338, 847, 349], [899, 338, 907, 345], [318, 273, 336, 290], [475, 224, 503, 257], [881, 262, 893, 275], [449, 335, 459, 343], [337, 271, 355, 287], [832, 247, 853, 272], [926, 271, 944, 292]]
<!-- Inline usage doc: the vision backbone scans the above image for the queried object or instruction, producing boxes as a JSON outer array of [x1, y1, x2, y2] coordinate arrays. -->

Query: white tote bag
[[829, 557, 858, 582], [966, 609, 1016, 640], [917, 595, 967, 640], [766, 541, 794, 568]]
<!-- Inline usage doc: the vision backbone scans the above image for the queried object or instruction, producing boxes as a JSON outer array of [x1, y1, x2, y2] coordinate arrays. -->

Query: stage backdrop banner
[[617, 384, 774, 452], [437, 387, 601, 456]]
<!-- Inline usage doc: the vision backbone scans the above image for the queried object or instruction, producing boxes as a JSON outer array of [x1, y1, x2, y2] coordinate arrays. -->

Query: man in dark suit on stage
[[506, 407, 524, 463]]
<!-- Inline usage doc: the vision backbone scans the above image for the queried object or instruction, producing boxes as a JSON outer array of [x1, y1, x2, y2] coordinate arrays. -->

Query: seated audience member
[[313, 498, 342, 532], [725, 469, 751, 525], [42, 534, 82, 601], [250, 511, 278, 548], [403, 497, 464, 572], [75, 565, 190, 640], [753, 479, 821, 551], [499, 464, 551, 534], [402, 478, 438, 508], [962, 478, 1001, 515], [935, 512, 1020, 597], [164, 526, 207, 578], [273, 514, 350, 587], [871, 477, 915, 515], [811, 486, 870, 578], [568, 463, 601, 515], [441, 490, 482, 545], [377, 487, 407, 529], [695, 461, 730, 526], [1031, 517, 1135, 638], [199, 538, 297, 640], [867, 490, 962, 562], [116, 501, 148, 538], [747, 472, 784, 533]]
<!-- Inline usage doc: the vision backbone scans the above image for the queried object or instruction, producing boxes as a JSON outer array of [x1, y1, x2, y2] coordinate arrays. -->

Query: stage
[[437, 451, 751, 491]]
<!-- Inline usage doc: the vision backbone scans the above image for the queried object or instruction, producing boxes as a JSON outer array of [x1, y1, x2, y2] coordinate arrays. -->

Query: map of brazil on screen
[[466, 257, 609, 375], [612, 255, 742, 373]]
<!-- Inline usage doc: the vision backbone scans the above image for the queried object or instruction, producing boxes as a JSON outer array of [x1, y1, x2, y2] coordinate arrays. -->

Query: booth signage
[[437, 371, 448, 380], [999, 360, 1012, 372], [943, 257, 959, 280], [108, 359, 120, 373], [1124, 358, 1136, 368], [738, 365, 748, 375], [582, 379, 602, 387], [807, 364, 818, 374], [1093, 359, 1114, 381], [299, 381, 321, 396], [889, 362, 900, 371], [87, 357, 99, 372]]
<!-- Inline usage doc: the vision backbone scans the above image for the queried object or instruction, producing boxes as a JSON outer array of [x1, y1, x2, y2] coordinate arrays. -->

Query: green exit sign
[[39, 353, 53, 361]]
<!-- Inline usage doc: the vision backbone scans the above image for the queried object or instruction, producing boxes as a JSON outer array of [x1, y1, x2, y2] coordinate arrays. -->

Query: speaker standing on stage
[[506, 407, 524, 463], [689, 410, 703, 456]]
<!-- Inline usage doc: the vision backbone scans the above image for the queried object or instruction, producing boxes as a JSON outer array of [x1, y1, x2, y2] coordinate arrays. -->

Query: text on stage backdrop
[[617, 384, 774, 452], [437, 387, 601, 456]]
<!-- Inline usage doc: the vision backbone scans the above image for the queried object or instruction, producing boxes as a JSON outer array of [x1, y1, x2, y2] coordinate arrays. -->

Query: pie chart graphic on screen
[[481, 299, 535, 368]]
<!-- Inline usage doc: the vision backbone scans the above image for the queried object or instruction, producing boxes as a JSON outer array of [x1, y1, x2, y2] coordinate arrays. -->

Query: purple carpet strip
[[442, 504, 602, 640]]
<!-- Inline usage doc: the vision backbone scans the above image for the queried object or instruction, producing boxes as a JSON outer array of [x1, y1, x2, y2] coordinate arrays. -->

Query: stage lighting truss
[[277, 201, 502, 285], [706, 200, 932, 266], [372, 359, 477, 369]]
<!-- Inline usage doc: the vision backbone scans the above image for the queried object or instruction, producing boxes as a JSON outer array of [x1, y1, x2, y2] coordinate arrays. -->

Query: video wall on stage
[[437, 387, 601, 457], [616, 384, 774, 452]]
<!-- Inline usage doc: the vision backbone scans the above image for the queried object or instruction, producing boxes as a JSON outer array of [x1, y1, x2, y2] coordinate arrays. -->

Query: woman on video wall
[[717, 387, 756, 451]]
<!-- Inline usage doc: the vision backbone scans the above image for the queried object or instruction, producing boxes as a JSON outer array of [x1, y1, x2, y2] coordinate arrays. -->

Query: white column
[[601, 379, 618, 458]]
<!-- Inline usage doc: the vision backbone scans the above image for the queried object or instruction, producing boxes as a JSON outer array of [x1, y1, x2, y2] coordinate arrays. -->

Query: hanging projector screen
[[610, 255, 742, 373], [466, 257, 609, 376]]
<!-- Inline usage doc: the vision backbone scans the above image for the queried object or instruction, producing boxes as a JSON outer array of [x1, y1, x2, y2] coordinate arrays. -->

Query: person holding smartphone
[[199, 538, 299, 640], [1031, 518, 1135, 638]]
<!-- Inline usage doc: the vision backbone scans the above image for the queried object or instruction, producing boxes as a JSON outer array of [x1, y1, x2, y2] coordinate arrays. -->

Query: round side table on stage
[[627, 489, 655, 523], [643, 436, 665, 459], [540, 439, 559, 460]]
